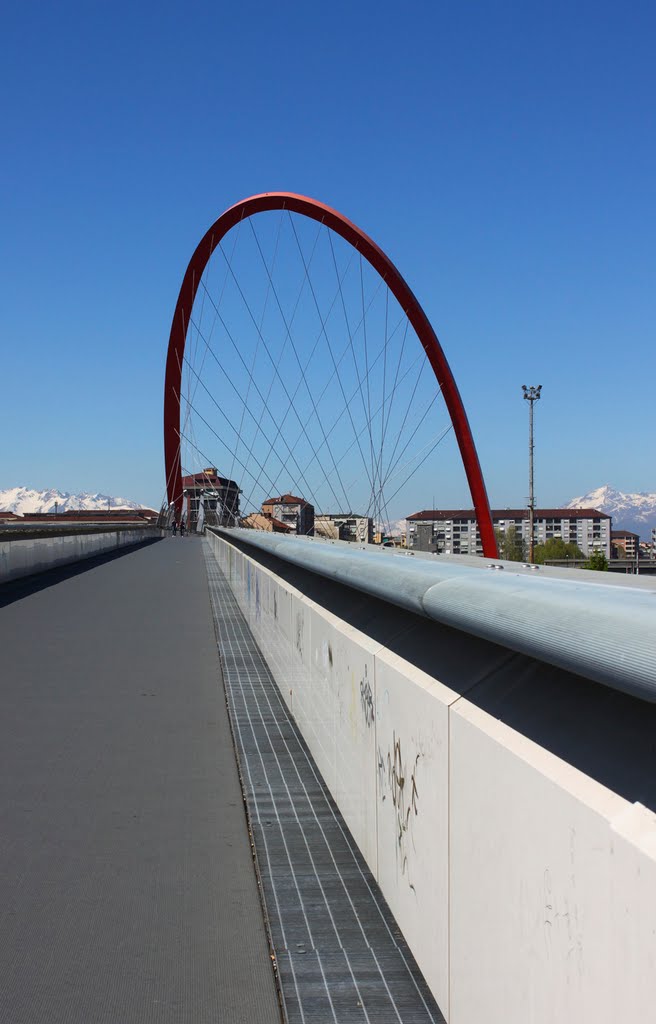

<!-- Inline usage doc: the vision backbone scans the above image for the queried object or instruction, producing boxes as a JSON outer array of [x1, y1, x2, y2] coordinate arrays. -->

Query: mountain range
[[0, 486, 146, 515], [2, 484, 655, 538], [566, 484, 656, 539]]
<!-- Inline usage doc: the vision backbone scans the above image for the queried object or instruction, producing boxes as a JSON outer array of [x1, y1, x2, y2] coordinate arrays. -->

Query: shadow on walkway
[[0, 538, 162, 608]]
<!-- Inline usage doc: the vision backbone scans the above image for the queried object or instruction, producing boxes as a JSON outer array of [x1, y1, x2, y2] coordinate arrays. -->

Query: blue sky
[[1, 1, 654, 511]]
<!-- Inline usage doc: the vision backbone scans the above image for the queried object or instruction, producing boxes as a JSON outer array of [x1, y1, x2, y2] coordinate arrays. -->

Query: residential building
[[611, 530, 640, 559], [182, 468, 240, 530], [315, 514, 373, 544], [406, 508, 612, 559], [241, 512, 294, 533], [261, 493, 314, 535]]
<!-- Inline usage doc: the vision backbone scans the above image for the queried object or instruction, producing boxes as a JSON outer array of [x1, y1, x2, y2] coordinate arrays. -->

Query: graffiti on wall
[[359, 664, 375, 728], [378, 731, 420, 891], [295, 611, 304, 659]]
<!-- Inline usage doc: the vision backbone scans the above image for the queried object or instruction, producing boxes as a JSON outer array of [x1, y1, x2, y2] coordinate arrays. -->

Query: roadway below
[[0, 537, 281, 1023]]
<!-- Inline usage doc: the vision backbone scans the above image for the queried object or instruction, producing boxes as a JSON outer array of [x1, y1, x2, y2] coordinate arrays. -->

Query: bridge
[[3, 193, 655, 1023], [2, 519, 655, 1022]]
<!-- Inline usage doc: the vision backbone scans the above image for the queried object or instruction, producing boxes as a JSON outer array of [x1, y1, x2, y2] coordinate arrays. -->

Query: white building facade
[[406, 508, 611, 559]]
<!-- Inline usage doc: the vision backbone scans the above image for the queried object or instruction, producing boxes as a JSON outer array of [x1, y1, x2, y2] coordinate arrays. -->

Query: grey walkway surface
[[0, 538, 281, 1024], [203, 542, 444, 1024]]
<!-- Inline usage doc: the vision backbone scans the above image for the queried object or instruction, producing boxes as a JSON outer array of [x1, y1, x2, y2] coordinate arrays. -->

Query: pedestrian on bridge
[[180, 520, 186, 537], [172, 520, 177, 536]]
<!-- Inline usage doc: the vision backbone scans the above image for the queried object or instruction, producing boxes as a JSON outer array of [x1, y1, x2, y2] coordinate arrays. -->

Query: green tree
[[533, 537, 584, 564], [494, 525, 526, 561], [583, 549, 609, 571]]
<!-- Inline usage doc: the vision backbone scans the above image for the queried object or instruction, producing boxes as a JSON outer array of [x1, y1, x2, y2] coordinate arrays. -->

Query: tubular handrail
[[210, 527, 656, 702]]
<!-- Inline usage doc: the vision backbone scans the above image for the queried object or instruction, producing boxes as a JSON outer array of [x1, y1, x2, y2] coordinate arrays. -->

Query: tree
[[494, 525, 525, 561], [583, 549, 609, 571], [533, 537, 584, 564]]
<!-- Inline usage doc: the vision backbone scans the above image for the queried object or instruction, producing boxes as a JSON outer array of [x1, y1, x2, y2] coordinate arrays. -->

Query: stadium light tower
[[522, 385, 542, 562]]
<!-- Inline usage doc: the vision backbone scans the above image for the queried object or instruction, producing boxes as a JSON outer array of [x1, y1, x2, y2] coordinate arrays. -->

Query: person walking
[[172, 520, 178, 536], [180, 520, 186, 537]]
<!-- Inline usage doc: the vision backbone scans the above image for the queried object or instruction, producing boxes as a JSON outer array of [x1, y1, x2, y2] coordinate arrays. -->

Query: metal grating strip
[[203, 541, 445, 1023]]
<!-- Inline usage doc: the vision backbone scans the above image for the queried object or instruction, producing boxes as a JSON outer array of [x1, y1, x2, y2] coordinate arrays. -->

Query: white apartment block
[[406, 508, 612, 559]]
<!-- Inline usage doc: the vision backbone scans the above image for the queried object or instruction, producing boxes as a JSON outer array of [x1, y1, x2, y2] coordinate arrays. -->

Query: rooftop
[[316, 512, 370, 520], [12, 509, 158, 521], [241, 512, 295, 532], [263, 493, 312, 507], [182, 471, 238, 489], [407, 507, 611, 522]]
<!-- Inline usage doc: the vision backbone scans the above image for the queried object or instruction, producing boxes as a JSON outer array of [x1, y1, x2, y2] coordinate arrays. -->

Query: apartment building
[[611, 530, 640, 559], [240, 512, 294, 533], [406, 508, 612, 559], [315, 514, 374, 544], [261, 493, 315, 535]]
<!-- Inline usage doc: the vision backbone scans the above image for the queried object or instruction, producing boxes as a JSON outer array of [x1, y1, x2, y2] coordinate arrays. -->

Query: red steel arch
[[164, 192, 498, 558]]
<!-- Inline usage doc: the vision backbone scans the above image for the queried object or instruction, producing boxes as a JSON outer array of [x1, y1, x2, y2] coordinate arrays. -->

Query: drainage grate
[[203, 542, 445, 1024]]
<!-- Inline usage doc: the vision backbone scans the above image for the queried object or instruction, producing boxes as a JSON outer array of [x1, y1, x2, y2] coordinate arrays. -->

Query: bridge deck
[[0, 538, 280, 1023], [203, 541, 443, 1023]]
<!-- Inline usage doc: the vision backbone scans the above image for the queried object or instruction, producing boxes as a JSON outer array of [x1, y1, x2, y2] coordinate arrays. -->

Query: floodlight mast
[[522, 385, 542, 562]]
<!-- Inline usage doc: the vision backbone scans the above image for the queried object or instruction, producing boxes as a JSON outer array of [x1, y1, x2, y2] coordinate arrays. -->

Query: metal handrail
[[209, 527, 656, 702]]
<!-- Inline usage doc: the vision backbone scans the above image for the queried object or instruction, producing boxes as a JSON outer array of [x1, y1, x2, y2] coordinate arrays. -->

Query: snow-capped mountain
[[566, 485, 656, 539], [378, 517, 406, 537], [0, 486, 146, 515]]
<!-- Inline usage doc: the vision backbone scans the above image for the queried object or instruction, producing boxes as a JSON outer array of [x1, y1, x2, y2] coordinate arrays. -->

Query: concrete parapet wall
[[207, 529, 656, 1023], [0, 526, 164, 583]]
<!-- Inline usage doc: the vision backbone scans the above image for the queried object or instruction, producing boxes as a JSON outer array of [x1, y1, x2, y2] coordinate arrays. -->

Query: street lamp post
[[522, 385, 542, 563]]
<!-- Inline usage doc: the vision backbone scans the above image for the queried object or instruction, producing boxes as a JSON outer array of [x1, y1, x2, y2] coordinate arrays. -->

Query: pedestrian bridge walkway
[[0, 536, 439, 1023], [3, 530, 656, 1023]]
